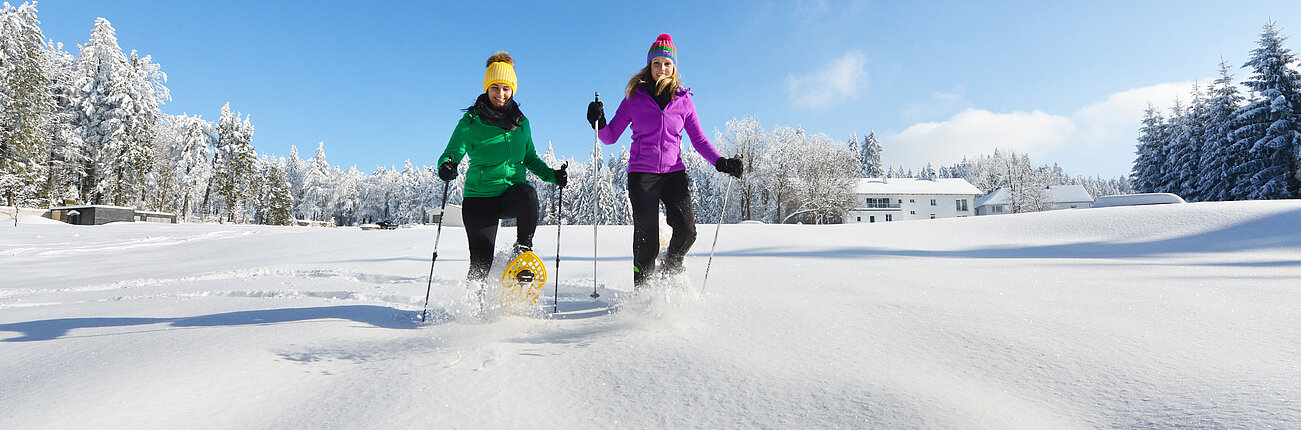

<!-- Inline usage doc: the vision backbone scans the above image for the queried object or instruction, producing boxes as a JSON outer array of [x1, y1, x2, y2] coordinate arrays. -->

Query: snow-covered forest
[[1133, 22, 1301, 201], [4, 3, 1142, 227]]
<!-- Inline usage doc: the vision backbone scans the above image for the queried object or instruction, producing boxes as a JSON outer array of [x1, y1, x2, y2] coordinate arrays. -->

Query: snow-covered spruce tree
[[362, 165, 393, 224], [332, 166, 362, 226], [1153, 98, 1188, 195], [258, 156, 293, 225], [1168, 86, 1210, 201], [919, 163, 937, 180], [606, 147, 632, 224], [846, 133, 859, 174], [169, 114, 212, 220], [1, 1, 54, 206], [416, 163, 440, 224], [353, 165, 384, 224], [208, 103, 255, 222], [553, 153, 585, 225], [537, 143, 562, 225], [1230, 22, 1301, 199], [860, 130, 884, 178], [714, 116, 768, 221], [1131, 104, 1167, 193], [71, 18, 134, 205], [1078, 175, 1131, 199], [147, 114, 182, 212], [284, 145, 307, 219], [570, 147, 619, 225], [595, 151, 621, 225], [397, 161, 422, 224], [44, 43, 86, 205], [1198, 60, 1245, 201], [295, 142, 333, 222], [119, 50, 169, 209]]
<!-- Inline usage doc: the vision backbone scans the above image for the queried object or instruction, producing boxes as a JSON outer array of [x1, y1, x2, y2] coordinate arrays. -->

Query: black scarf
[[469, 93, 523, 131], [642, 82, 673, 110]]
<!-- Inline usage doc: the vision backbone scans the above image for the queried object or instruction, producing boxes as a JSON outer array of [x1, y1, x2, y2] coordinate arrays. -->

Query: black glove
[[587, 100, 606, 130], [438, 161, 458, 181], [554, 163, 568, 189], [715, 157, 743, 178]]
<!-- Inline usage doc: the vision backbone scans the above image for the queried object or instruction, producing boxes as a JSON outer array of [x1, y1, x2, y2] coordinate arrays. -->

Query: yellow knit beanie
[[482, 52, 517, 93]]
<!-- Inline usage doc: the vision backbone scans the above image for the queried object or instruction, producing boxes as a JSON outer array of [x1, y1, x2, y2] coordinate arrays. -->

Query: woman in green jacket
[[437, 52, 567, 282]]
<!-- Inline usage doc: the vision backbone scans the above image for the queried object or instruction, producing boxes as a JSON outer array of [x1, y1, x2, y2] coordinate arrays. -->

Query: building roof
[[49, 205, 137, 210], [974, 184, 1096, 209], [1046, 185, 1093, 203], [853, 178, 982, 195], [974, 188, 1011, 207], [1092, 193, 1185, 208]]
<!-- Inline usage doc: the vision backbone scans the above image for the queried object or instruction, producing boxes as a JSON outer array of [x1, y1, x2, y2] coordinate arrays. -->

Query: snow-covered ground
[[3, 200, 1300, 429]]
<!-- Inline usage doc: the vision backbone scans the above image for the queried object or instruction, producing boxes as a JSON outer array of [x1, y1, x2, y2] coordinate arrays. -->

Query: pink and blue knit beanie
[[647, 33, 676, 65]]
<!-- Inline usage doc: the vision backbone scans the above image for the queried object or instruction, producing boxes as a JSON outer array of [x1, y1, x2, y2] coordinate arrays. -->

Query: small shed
[[48, 205, 137, 225], [134, 210, 178, 224], [1046, 185, 1094, 209]]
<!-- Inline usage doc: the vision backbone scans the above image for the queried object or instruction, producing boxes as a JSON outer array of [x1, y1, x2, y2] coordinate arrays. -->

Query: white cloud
[[786, 50, 868, 109], [888, 109, 1076, 168], [1070, 81, 1195, 150], [883, 81, 1201, 177]]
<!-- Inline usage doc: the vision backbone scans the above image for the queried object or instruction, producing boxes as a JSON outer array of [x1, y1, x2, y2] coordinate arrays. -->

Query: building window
[[857, 216, 862, 222], [864, 198, 891, 209], [956, 199, 968, 211], [930, 214, 936, 219], [885, 214, 892, 221], [909, 199, 915, 203], [930, 199, 937, 206], [910, 210, 916, 215], [869, 216, 875, 223]]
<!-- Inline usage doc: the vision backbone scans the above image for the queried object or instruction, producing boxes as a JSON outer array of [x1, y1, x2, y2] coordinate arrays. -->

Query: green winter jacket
[[438, 111, 557, 198]]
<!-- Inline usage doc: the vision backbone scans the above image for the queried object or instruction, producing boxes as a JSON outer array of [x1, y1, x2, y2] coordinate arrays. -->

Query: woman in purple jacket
[[587, 33, 744, 288]]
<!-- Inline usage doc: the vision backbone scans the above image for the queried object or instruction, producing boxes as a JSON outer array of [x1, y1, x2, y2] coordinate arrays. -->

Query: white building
[[1046, 185, 1094, 210], [844, 178, 982, 223], [974, 184, 1095, 215], [973, 188, 1012, 215]]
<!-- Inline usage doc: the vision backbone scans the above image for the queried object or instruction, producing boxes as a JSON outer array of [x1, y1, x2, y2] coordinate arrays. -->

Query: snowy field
[[2, 200, 1300, 429]]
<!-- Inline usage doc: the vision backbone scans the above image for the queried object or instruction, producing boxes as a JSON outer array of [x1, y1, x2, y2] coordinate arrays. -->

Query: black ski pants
[[461, 183, 538, 281], [628, 170, 696, 285]]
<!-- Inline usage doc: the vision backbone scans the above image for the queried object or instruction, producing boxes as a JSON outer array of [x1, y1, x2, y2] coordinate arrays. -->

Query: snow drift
[[2, 200, 1299, 428]]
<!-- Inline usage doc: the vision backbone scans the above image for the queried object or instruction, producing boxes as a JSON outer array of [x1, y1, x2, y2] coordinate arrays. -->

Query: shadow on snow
[[0, 305, 423, 342]]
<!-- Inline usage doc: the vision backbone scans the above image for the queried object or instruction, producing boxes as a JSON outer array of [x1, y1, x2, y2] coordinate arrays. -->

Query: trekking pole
[[554, 163, 567, 313], [420, 180, 452, 322], [701, 176, 735, 293], [590, 92, 601, 299]]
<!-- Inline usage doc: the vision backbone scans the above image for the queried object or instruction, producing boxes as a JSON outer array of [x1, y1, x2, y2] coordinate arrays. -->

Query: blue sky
[[33, 0, 1301, 178]]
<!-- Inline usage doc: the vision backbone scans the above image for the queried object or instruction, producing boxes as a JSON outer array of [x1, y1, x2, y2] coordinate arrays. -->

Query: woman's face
[[650, 57, 675, 81], [487, 83, 513, 107]]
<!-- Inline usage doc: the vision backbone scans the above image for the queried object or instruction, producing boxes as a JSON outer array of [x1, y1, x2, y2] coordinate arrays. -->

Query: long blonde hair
[[624, 64, 682, 99]]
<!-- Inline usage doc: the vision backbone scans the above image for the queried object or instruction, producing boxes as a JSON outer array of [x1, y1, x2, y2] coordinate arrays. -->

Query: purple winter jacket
[[599, 85, 723, 174]]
